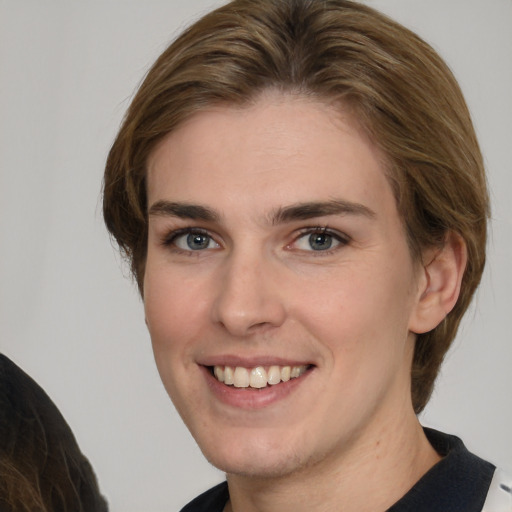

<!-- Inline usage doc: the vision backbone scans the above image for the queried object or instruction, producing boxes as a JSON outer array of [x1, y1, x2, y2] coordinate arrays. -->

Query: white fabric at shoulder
[[482, 469, 512, 512]]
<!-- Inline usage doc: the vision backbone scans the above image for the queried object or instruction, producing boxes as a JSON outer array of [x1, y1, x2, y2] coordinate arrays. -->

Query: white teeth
[[212, 364, 308, 388], [214, 366, 224, 383], [290, 366, 300, 378], [281, 366, 291, 382], [224, 366, 234, 385], [267, 366, 281, 385], [250, 367, 268, 388], [233, 367, 249, 388]]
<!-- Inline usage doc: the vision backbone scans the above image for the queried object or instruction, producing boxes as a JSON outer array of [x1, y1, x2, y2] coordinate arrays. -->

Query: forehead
[[146, 93, 391, 213]]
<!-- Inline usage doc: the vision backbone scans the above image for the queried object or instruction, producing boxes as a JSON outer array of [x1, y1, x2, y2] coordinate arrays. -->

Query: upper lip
[[198, 355, 314, 368]]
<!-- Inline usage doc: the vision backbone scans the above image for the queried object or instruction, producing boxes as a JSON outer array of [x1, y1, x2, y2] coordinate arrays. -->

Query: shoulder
[[179, 482, 229, 512]]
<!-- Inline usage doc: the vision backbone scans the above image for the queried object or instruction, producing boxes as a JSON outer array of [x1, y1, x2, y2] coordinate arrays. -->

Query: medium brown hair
[[103, 0, 489, 412]]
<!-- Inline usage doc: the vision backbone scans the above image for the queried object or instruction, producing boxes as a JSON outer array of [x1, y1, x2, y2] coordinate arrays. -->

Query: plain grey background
[[1, 1, 511, 510]]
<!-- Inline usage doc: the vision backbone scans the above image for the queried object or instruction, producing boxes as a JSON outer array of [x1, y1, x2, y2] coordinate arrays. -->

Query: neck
[[225, 410, 440, 512]]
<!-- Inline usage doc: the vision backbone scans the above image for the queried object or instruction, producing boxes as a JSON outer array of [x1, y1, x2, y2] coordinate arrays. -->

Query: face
[[144, 94, 425, 479]]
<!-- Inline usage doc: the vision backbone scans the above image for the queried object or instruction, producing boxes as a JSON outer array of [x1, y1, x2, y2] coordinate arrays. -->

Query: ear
[[408, 231, 467, 334]]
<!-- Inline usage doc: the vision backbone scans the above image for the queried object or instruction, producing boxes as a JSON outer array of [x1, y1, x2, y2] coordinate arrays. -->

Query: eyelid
[[158, 225, 350, 254], [161, 227, 220, 251], [288, 226, 350, 252]]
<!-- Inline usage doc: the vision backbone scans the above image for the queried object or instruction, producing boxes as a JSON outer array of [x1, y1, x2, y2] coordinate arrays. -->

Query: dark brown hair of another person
[[0, 354, 108, 512]]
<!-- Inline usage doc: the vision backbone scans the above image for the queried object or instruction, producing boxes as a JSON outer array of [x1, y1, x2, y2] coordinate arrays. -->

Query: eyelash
[[161, 228, 217, 253], [160, 226, 350, 254], [290, 226, 350, 254]]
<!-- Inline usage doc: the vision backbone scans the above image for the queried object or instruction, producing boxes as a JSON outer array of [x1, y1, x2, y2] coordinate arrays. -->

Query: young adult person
[[102, 0, 511, 510]]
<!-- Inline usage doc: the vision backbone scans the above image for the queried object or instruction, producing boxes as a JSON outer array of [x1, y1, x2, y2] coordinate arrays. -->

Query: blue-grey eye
[[187, 233, 211, 250], [293, 229, 346, 252], [308, 232, 333, 251], [172, 231, 219, 251]]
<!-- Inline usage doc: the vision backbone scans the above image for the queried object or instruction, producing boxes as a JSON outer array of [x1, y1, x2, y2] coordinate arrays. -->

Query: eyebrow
[[148, 199, 375, 224], [148, 201, 219, 222], [270, 199, 376, 225]]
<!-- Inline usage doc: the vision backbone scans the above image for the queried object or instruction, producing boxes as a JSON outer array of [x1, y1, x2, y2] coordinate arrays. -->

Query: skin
[[143, 92, 463, 512]]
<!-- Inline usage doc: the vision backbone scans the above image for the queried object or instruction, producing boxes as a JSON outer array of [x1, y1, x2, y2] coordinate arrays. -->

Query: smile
[[211, 365, 309, 389]]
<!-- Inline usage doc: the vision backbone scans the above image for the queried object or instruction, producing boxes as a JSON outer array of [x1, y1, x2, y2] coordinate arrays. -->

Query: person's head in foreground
[[103, 0, 511, 511], [0, 355, 108, 512]]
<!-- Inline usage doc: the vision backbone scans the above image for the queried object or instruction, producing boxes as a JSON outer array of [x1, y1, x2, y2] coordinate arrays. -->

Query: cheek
[[143, 264, 209, 355], [143, 267, 211, 409], [289, 261, 416, 360]]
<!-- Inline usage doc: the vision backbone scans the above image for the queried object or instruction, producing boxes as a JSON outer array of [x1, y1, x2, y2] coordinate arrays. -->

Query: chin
[[197, 433, 312, 479], [208, 454, 304, 480]]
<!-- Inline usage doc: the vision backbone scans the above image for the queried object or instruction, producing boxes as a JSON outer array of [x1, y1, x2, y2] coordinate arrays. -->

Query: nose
[[211, 250, 287, 337]]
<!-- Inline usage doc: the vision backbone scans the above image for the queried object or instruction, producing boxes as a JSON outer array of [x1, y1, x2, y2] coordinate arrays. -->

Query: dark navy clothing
[[388, 429, 494, 511], [180, 429, 495, 512], [181, 483, 229, 512]]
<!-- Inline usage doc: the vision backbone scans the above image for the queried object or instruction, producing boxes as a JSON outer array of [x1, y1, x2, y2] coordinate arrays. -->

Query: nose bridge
[[211, 243, 286, 336]]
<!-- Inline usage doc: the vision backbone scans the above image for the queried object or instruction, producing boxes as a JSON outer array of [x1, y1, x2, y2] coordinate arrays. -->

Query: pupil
[[187, 233, 209, 250], [309, 233, 332, 250]]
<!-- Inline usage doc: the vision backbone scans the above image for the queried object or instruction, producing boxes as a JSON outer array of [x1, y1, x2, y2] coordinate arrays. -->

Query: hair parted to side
[[103, 0, 489, 413]]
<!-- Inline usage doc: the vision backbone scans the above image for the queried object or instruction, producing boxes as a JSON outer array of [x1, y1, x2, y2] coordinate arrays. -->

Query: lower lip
[[202, 366, 313, 410]]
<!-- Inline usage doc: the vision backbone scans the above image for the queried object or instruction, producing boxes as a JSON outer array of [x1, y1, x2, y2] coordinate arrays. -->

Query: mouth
[[209, 364, 311, 389]]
